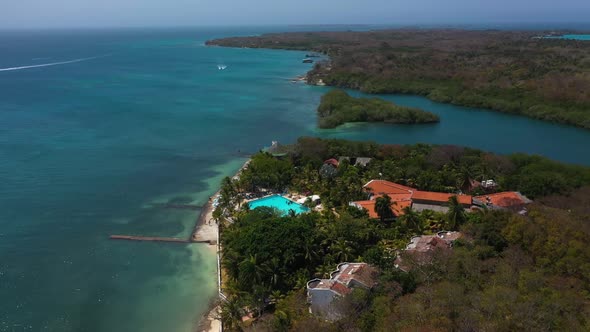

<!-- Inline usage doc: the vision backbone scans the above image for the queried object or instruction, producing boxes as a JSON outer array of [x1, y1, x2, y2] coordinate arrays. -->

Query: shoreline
[[194, 158, 251, 332], [206, 31, 590, 131], [193, 195, 221, 332]]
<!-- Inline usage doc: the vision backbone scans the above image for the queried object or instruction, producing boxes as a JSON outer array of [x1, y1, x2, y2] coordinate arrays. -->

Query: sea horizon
[[2, 21, 590, 32]]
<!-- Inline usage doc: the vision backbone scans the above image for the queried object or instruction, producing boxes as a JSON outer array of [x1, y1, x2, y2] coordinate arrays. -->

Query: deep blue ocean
[[1, 26, 590, 332]]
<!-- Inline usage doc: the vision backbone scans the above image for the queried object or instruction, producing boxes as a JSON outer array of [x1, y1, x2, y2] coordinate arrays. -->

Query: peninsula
[[206, 29, 590, 129], [212, 137, 590, 331], [317, 89, 439, 128]]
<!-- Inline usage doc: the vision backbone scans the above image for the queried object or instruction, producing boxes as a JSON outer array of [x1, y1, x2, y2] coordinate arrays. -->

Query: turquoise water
[[2, 27, 590, 332], [248, 195, 310, 215], [543, 34, 590, 40], [561, 34, 590, 40]]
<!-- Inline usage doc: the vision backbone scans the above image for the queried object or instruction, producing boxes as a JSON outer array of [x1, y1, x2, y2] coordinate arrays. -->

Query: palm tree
[[249, 284, 270, 315], [421, 209, 444, 232], [264, 257, 282, 288], [400, 205, 422, 233], [303, 237, 319, 265], [238, 254, 266, 289], [269, 290, 284, 304], [315, 263, 335, 279], [447, 195, 467, 230], [220, 176, 237, 211], [374, 194, 394, 222], [294, 270, 311, 290], [218, 297, 244, 332], [221, 250, 241, 282], [331, 238, 354, 262]]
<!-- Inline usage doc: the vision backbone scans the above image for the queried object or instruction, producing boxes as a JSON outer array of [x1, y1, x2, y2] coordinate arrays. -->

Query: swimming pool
[[248, 195, 310, 215]]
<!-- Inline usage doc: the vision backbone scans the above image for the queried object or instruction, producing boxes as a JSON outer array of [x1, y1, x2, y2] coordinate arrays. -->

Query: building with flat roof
[[306, 262, 378, 320], [395, 231, 463, 271]]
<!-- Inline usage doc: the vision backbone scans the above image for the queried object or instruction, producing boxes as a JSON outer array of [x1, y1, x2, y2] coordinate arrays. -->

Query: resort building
[[351, 180, 532, 217], [395, 231, 463, 271], [350, 180, 473, 217], [306, 262, 379, 320], [411, 191, 472, 212], [350, 199, 412, 219]]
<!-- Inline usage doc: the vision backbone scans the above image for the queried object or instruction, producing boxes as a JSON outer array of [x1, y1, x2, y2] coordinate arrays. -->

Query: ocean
[[1, 27, 590, 332]]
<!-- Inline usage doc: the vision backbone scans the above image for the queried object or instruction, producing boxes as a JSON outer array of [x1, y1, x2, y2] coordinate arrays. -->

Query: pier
[[108, 199, 217, 245], [109, 234, 214, 244], [149, 203, 201, 210]]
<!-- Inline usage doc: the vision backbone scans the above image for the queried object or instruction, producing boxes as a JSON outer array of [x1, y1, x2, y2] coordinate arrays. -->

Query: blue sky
[[2, 0, 590, 28]]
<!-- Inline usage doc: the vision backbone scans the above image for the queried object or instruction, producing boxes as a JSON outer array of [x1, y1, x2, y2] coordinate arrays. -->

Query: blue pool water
[[248, 195, 310, 215]]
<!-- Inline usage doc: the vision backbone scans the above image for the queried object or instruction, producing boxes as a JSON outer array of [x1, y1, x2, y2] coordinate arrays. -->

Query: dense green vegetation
[[213, 138, 590, 331], [317, 89, 439, 128], [207, 29, 590, 129]]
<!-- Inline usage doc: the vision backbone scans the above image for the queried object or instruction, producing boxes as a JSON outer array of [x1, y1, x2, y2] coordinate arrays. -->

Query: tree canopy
[[215, 137, 590, 331], [317, 89, 439, 128], [208, 29, 590, 129]]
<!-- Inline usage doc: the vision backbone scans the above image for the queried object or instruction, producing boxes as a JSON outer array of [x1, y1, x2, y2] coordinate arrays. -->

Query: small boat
[[217, 65, 227, 70], [302, 58, 313, 63]]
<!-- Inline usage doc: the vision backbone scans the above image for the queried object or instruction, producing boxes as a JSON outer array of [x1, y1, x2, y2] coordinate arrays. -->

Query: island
[[317, 89, 439, 128], [206, 29, 590, 129]]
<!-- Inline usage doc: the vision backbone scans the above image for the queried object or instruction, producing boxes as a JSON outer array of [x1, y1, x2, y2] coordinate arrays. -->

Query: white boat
[[217, 65, 227, 70]]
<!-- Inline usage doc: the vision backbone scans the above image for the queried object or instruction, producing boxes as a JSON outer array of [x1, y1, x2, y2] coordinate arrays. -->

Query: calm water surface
[[1, 27, 590, 332]]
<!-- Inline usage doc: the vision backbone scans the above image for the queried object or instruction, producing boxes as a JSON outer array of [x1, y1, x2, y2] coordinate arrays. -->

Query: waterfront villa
[[306, 262, 379, 320], [350, 180, 531, 218], [395, 231, 463, 271]]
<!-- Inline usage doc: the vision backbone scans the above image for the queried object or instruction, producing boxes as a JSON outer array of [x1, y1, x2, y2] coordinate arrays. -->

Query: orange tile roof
[[392, 200, 412, 216], [353, 200, 379, 219], [355, 180, 475, 217], [352, 198, 411, 219], [412, 191, 472, 205], [386, 193, 414, 201], [474, 192, 530, 208], [330, 281, 352, 296], [364, 180, 414, 195]]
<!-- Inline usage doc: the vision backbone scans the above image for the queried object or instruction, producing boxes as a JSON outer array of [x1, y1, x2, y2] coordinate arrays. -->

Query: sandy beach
[[194, 159, 251, 332], [192, 192, 220, 249], [193, 196, 221, 332]]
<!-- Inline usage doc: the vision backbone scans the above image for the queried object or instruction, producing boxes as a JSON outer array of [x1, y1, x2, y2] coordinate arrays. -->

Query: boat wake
[[0, 55, 108, 72]]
